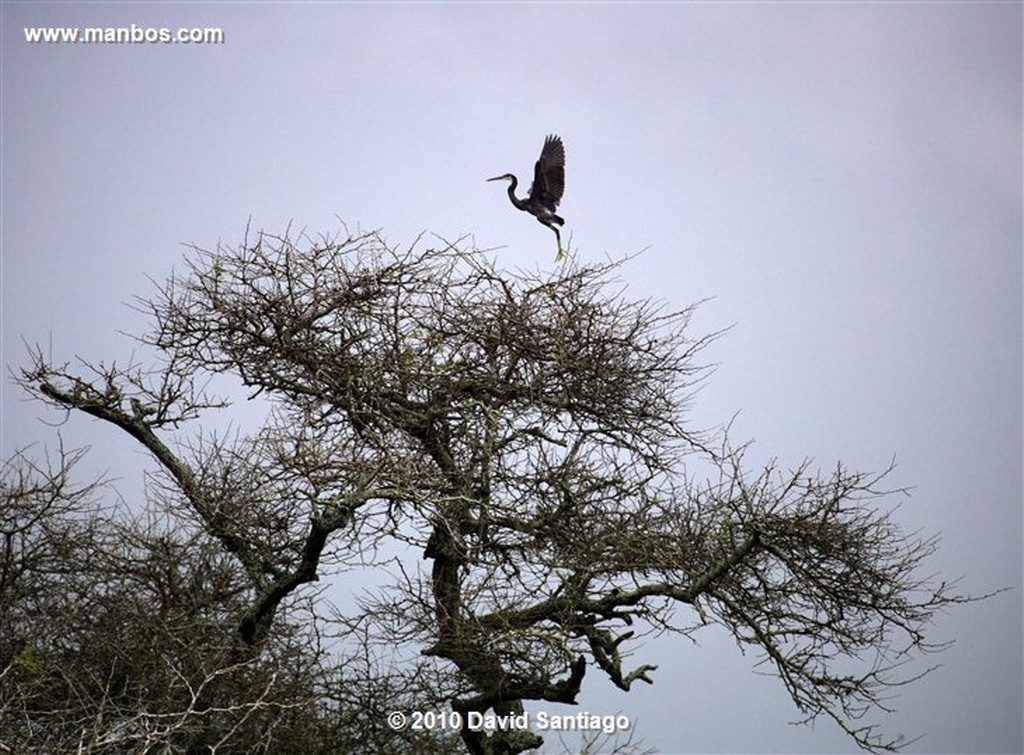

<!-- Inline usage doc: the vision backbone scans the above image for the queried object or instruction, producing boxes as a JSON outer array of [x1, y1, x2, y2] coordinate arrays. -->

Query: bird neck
[[507, 177, 528, 210]]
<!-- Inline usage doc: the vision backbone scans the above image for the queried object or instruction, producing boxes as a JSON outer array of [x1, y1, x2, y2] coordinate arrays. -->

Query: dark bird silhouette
[[488, 134, 566, 259]]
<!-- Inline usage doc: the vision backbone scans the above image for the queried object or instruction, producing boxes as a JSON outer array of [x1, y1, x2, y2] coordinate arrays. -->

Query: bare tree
[[9, 226, 973, 753], [0, 441, 464, 753]]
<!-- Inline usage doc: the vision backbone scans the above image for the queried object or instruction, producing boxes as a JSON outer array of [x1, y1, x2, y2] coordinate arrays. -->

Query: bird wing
[[528, 134, 565, 208]]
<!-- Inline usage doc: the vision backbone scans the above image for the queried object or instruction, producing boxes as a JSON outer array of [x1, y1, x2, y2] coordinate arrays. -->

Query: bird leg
[[537, 218, 564, 261]]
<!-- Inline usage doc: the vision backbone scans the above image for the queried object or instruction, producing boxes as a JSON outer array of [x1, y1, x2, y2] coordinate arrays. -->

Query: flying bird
[[488, 134, 566, 260]]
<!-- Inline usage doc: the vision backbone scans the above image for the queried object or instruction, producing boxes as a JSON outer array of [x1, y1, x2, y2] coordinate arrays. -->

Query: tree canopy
[[3, 227, 970, 753]]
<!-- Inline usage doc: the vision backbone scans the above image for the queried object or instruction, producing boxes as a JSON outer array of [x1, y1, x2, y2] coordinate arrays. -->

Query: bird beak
[[486, 175, 504, 182]]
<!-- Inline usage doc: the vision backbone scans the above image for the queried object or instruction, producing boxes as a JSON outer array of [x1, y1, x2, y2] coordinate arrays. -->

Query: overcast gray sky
[[2, 3, 1021, 753]]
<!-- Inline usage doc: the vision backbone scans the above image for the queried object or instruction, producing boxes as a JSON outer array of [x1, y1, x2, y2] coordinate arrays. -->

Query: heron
[[488, 134, 566, 260]]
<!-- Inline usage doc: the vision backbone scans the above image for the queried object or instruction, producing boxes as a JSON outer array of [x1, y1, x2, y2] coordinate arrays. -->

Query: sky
[[2, 3, 1021, 753]]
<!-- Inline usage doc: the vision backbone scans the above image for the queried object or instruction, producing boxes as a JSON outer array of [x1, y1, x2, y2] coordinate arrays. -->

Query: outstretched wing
[[528, 134, 565, 209]]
